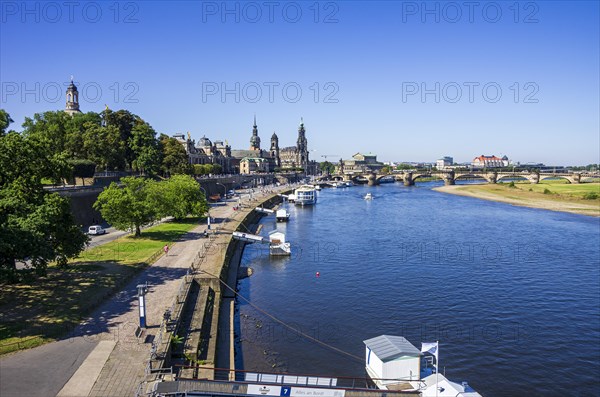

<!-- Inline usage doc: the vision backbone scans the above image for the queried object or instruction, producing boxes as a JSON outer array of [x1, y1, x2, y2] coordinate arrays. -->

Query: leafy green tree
[[148, 175, 208, 219], [69, 159, 96, 185], [130, 123, 161, 176], [381, 165, 391, 174], [0, 131, 88, 281], [82, 123, 126, 171], [319, 161, 335, 175], [94, 177, 155, 237], [212, 164, 222, 174], [160, 135, 192, 176], [0, 109, 14, 136]]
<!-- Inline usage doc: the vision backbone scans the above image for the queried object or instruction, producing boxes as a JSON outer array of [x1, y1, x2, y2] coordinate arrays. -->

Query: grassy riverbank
[[433, 181, 600, 217], [0, 218, 201, 355]]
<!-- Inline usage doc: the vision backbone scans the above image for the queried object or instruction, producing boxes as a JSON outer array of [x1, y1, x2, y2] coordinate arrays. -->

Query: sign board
[[247, 385, 282, 396], [289, 387, 345, 397]]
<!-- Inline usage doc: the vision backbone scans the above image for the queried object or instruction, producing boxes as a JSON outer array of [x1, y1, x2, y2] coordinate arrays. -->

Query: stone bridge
[[326, 171, 598, 186]]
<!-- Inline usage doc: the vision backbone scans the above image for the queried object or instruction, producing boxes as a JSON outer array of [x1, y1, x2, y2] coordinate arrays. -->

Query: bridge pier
[[403, 172, 414, 186], [367, 173, 378, 186]]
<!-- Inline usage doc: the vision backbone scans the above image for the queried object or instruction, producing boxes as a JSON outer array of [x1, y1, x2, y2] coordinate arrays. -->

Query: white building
[[471, 154, 509, 168], [364, 335, 422, 388], [436, 156, 453, 169]]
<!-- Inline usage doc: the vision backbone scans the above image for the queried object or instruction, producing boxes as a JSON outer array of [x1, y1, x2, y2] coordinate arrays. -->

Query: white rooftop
[[363, 335, 422, 361]]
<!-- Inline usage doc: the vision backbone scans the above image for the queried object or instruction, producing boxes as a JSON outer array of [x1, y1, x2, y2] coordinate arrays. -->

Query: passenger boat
[[364, 193, 373, 200], [294, 185, 317, 206], [276, 209, 290, 222]]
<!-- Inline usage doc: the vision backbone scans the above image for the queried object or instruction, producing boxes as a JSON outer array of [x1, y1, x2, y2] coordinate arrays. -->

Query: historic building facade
[[173, 133, 233, 173], [471, 155, 509, 168], [231, 117, 314, 174], [336, 153, 384, 175]]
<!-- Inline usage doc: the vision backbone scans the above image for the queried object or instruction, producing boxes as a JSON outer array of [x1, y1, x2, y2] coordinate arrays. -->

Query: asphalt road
[[0, 337, 98, 397]]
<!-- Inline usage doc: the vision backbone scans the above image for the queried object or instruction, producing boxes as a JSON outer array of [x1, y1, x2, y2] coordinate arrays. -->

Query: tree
[[0, 130, 88, 281], [130, 123, 161, 176], [82, 123, 126, 171], [0, 109, 14, 136], [94, 177, 155, 236], [319, 161, 335, 175], [381, 166, 391, 174], [148, 175, 208, 219], [69, 159, 96, 185], [211, 163, 223, 174], [160, 135, 192, 176]]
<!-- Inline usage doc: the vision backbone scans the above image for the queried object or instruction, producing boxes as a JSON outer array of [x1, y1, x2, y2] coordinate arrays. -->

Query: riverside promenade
[[0, 185, 295, 397]]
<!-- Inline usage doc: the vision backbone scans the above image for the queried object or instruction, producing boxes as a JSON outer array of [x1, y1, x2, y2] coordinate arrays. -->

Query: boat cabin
[[269, 231, 286, 244], [363, 335, 422, 389]]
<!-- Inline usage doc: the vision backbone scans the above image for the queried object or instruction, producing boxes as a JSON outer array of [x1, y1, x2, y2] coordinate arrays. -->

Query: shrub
[[543, 188, 552, 195], [508, 181, 516, 188], [583, 192, 598, 200]]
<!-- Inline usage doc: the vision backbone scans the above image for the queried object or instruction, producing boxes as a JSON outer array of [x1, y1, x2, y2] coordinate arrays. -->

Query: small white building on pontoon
[[364, 335, 422, 388]]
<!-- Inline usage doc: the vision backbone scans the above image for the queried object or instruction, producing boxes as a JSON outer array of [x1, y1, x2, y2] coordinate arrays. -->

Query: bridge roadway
[[329, 170, 599, 186]]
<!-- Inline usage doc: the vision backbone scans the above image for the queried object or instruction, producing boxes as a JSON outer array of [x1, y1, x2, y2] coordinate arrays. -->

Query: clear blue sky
[[1, 1, 598, 165]]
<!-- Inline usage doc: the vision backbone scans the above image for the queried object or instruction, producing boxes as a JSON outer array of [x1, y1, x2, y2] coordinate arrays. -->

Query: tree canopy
[[0, 111, 88, 282], [94, 175, 207, 236]]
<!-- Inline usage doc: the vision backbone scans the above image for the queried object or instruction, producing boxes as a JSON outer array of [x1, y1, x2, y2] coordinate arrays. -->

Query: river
[[235, 182, 600, 397]]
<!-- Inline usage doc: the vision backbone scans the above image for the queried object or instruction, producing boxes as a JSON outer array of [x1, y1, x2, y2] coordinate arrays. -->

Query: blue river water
[[235, 182, 600, 397]]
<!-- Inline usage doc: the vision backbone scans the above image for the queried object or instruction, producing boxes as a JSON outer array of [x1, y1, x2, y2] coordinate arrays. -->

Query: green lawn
[[499, 180, 600, 199], [0, 218, 201, 355]]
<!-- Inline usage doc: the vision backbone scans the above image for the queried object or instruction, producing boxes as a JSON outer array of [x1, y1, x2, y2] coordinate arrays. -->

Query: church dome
[[198, 135, 212, 147], [271, 132, 278, 139]]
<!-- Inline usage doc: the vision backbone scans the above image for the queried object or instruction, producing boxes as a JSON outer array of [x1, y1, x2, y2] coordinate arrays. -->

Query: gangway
[[232, 231, 268, 244], [254, 207, 274, 214]]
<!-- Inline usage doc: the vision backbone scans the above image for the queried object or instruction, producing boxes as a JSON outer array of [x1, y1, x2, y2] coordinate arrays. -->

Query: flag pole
[[435, 340, 439, 397]]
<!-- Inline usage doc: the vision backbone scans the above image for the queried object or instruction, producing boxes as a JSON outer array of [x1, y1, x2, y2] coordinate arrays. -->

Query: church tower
[[65, 78, 81, 116], [270, 132, 280, 168], [296, 118, 308, 169], [250, 115, 261, 150]]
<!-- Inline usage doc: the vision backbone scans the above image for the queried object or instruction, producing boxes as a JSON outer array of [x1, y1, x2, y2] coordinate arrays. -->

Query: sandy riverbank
[[433, 184, 600, 217]]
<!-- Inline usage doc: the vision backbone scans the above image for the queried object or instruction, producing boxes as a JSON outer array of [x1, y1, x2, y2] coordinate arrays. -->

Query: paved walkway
[[0, 186, 294, 397]]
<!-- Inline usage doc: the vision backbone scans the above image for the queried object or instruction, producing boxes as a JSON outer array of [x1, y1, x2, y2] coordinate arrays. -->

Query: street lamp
[[199, 186, 211, 230]]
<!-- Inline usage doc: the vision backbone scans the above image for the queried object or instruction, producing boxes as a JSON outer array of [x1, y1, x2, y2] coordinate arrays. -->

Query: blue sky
[[1, 1, 598, 165]]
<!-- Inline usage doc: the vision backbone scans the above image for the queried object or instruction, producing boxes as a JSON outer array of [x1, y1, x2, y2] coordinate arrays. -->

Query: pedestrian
[[163, 244, 169, 256]]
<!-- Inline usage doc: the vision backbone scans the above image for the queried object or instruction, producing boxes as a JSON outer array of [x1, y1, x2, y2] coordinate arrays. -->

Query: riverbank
[[433, 182, 600, 217]]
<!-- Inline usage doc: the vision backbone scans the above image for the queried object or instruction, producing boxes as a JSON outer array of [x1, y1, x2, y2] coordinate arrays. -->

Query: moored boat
[[364, 335, 482, 396], [294, 185, 317, 206], [276, 209, 290, 222], [269, 231, 291, 256]]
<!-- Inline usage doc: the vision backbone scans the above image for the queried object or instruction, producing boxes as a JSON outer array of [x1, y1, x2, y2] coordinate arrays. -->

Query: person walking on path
[[163, 244, 169, 256]]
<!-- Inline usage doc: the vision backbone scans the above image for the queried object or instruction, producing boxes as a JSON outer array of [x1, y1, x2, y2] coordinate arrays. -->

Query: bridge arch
[[496, 174, 535, 183], [411, 173, 442, 182], [454, 173, 492, 183], [538, 174, 577, 184]]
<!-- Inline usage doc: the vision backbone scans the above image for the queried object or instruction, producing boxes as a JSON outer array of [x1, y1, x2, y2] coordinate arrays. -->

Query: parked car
[[88, 225, 106, 235]]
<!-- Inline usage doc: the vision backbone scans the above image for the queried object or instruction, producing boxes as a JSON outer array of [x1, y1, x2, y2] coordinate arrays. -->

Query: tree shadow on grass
[[0, 258, 190, 346]]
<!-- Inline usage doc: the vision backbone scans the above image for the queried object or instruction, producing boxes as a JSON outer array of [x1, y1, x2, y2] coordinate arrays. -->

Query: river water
[[235, 182, 600, 397]]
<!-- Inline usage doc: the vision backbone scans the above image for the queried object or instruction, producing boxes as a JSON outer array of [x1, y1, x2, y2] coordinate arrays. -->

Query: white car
[[88, 225, 106, 235]]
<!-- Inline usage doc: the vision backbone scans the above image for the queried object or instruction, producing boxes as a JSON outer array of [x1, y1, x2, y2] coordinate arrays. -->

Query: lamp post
[[199, 186, 211, 230]]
